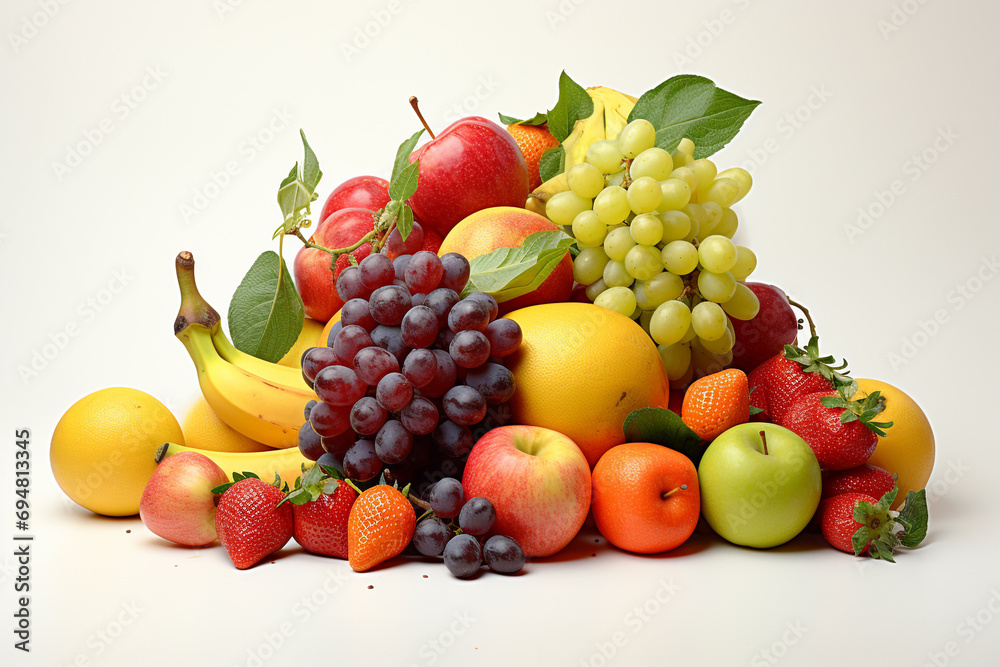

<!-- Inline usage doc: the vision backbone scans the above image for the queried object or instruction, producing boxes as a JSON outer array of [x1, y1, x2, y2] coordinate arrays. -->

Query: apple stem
[[661, 484, 688, 500], [759, 430, 769, 455], [409, 96, 436, 139], [786, 297, 817, 339]]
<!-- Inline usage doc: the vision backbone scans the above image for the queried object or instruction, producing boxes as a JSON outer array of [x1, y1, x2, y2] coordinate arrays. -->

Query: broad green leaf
[[391, 129, 424, 184], [389, 160, 420, 202], [628, 75, 760, 158], [462, 230, 573, 302], [498, 111, 548, 126], [275, 130, 323, 236], [545, 71, 593, 142], [622, 408, 705, 466], [300, 129, 321, 193], [228, 251, 304, 363], [538, 146, 566, 182]]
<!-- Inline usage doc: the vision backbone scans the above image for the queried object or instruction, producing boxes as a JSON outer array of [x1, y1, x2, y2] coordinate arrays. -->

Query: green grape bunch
[[543, 119, 759, 387]]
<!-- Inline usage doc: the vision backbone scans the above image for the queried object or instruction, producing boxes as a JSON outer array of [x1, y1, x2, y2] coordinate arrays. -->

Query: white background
[[3, 0, 999, 665]]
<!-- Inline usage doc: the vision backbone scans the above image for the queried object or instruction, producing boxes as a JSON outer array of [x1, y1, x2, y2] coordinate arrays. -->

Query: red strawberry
[[819, 487, 928, 561], [822, 464, 895, 500], [286, 465, 358, 559], [748, 346, 837, 423], [348, 484, 416, 572], [215, 475, 293, 569], [779, 391, 878, 470]]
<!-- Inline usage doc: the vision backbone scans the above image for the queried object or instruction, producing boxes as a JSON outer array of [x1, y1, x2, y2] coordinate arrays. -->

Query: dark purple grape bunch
[[296, 249, 523, 486], [411, 477, 525, 578]]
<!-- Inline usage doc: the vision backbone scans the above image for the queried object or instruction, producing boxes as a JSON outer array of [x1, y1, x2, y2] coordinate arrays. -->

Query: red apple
[[408, 117, 529, 238], [730, 282, 799, 373], [462, 425, 591, 558], [139, 452, 228, 546], [319, 175, 391, 223]]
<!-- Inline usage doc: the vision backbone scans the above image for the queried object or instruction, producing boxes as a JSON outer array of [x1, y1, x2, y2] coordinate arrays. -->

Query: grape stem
[[786, 297, 817, 338], [621, 159, 633, 189], [294, 229, 377, 259], [409, 494, 432, 512]]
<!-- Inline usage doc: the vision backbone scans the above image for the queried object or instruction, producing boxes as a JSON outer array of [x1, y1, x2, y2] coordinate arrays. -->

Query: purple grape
[[332, 325, 373, 366], [485, 318, 522, 357], [435, 329, 456, 350], [412, 518, 451, 557], [466, 292, 498, 322], [439, 252, 471, 293], [432, 420, 474, 458], [343, 438, 381, 481], [369, 284, 412, 326], [443, 386, 487, 426], [411, 293, 427, 307], [315, 452, 344, 474], [458, 497, 496, 536], [443, 534, 482, 578], [358, 253, 395, 290], [464, 363, 516, 405], [428, 477, 465, 518], [315, 365, 367, 406], [402, 348, 437, 388], [325, 320, 344, 347], [341, 298, 377, 331], [448, 299, 490, 333], [375, 420, 413, 464], [298, 422, 324, 461], [449, 330, 491, 368], [301, 347, 343, 386], [383, 460, 414, 487], [400, 396, 439, 436], [408, 435, 433, 469], [336, 266, 370, 302], [386, 221, 424, 257], [483, 535, 525, 574], [309, 401, 351, 437], [424, 288, 459, 327], [420, 349, 457, 398], [392, 254, 412, 281], [304, 399, 317, 421], [376, 372, 413, 412], [321, 429, 355, 463], [350, 396, 388, 436], [371, 324, 411, 365], [352, 346, 400, 385], [405, 251, 444, 294], [400, 305, 440, 349]]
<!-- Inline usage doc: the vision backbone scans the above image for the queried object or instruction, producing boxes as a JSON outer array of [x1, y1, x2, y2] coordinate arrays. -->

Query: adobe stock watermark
[[750, 621, 808, 666], [740, 85, 833, 174], [213, 0, 248, 20], [918, 588, 1000, 667], [62, 600, 144, 667], [672, 0, 755, 67], [877, 0, 932, 40], [886, 254, 997, 370], [443, 76, 501, 124], [844, 126, 958, 243], [18, 269, 135, 384], [178, 108, 294, 225], [339, 1, 403, 62], [408, 612, 476, 666], [544, 0, 590, 30], [578, 579, 681, 667], [52, 66, 169, 182], [7, 0, 72, 53]]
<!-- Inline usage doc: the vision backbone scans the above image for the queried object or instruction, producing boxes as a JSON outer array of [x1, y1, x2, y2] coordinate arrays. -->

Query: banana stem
[[174, 251, 221, 334]]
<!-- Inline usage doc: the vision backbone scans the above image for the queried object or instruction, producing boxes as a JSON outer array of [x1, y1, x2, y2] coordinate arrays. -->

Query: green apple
[[699, 422, 821, 548]]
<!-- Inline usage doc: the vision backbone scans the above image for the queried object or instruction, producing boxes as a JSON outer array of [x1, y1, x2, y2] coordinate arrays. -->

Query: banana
[[156, 441, 311, 489], [211, 326, 312, 391], [174, 252, 316, 450]]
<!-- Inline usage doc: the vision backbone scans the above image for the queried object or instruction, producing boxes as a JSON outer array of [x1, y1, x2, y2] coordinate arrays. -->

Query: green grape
[[586, 140, 625, 174], [670, 166, 699, 193], [572, 246, 609, 285], [593, 186, 630, 225], [700, 327, 735, 355], [691, 301, 727, 341], [721, 282, 761, 320], [671, 151, 693, 168], [658, 210, 691, 242], [546, 190, 591, 227], [643, 271, 684, 306], [629, 213, 663, 246], [700, 201, 723, 236], [594, 286, 637, 318], [713, 208, 738, 238], [676, 138, 696, 156], [585, 278, 608, 301], [690, 159, 718, 200], [658, 342, 692, 381], [691, 339, 732, 378], [624, 244, 662, 281], [698, 235, 738, 274], [618, 119, 656, 159], [716, 167, 752, 203], [603, 259, 634, 287], [650, 300, 692, 346], [639, 309, 653, 335], [701, 178, 739, 208], [730, 246, 757, 281], [603, 226, 636, 262], [630, 305, 642, 320], [630, 147, 673, 181], [572, 210, 607, 248], [567, 162, 605, 199], [661, 240, 699, 275], [626, 177, 662, 214], [656, 178, 692, 213], [697, 270, 737, 302], [606, 171, 625, 188], [633, 280, 651, 310], [679, 321, 697, 344], [683, 204, 708, 236]]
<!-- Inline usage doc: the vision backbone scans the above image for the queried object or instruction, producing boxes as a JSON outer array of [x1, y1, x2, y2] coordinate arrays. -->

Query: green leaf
[[389, 160, 420, 202], [228, 251, 305, 363], [545, 71, 593, 143], [300, 129, 321, 193], [896, 490, 928, 548], [628, 75, 760, 158], [622, 407, 705, 466], [462, 230, 574, 302], [498, 111, 548, 127], [391, 129, 424, 184], [276, 130, 323, 235], [851, 526, 870, 556], [538, 146, 566, 182], [397, 204, 414, 242]]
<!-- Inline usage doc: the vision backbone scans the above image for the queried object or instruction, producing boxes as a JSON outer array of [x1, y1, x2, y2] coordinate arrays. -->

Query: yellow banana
[[211, 326, 312, 391], [156, 441, 311, 489]]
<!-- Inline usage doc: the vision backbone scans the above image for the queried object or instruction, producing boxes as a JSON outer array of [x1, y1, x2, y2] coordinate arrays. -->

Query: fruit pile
[[48, 71, 935, 580]]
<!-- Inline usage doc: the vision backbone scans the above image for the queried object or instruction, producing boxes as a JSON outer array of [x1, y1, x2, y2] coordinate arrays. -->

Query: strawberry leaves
[[849, 487, 928, 562], [820, 388, 894, 436], [211, 471, 290, 496], [783, 336, 852, 389]]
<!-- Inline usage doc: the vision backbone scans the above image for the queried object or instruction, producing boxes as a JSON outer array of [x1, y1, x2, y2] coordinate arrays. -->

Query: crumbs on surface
[[368, 585, 374, 589], [422, 574, 428, 578], [126, 529, 131, 534]]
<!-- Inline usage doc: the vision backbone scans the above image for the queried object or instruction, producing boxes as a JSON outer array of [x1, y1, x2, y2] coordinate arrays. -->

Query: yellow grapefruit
[[278, 318, 325, 368], [505, 302, 670, 467], [181, 396, 272, 453], [319, 309, 342, 350]]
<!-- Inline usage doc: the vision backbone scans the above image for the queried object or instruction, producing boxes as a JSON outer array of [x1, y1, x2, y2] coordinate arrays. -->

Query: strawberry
[[348, 484, 416, 572], [214, 474, 294, 570], [681, 369, 750, 441], [283, 464, 358, 559], [748, 336, 850, 423], [821, 464, 896, 500], [819, 487, 928, 561]]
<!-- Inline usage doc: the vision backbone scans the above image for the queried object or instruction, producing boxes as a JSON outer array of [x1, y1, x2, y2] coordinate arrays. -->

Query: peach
[[139, 452, 229, 546]]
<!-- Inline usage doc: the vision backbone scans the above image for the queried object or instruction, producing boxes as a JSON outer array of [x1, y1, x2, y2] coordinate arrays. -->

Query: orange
[[507, 123, 560, 190], [681, 369, 750, 441], [591, 442, 700, 553], [319, 309, 342, 350], [505, 303, 670, 467], [852, 379, 934, 509], [181, 396, 271, 453]]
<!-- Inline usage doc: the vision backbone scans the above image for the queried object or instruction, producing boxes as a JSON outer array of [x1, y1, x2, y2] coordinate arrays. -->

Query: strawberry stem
[[409, 96, 436, 139]]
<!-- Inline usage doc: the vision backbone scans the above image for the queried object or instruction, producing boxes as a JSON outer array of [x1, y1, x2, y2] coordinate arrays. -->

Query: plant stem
[[409, 96, 436, 139], [295, 229, 376, 258], [759, 430, 769, 455], [787, 297, 817, 339], [409, 494, 432, 512], [660, 484, 688, 500]]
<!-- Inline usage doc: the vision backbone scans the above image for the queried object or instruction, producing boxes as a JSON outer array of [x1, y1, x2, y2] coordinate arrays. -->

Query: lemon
[[278, 318, 325, 368], [181, 396, 271, 453], [51, 388, 184, 516]]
